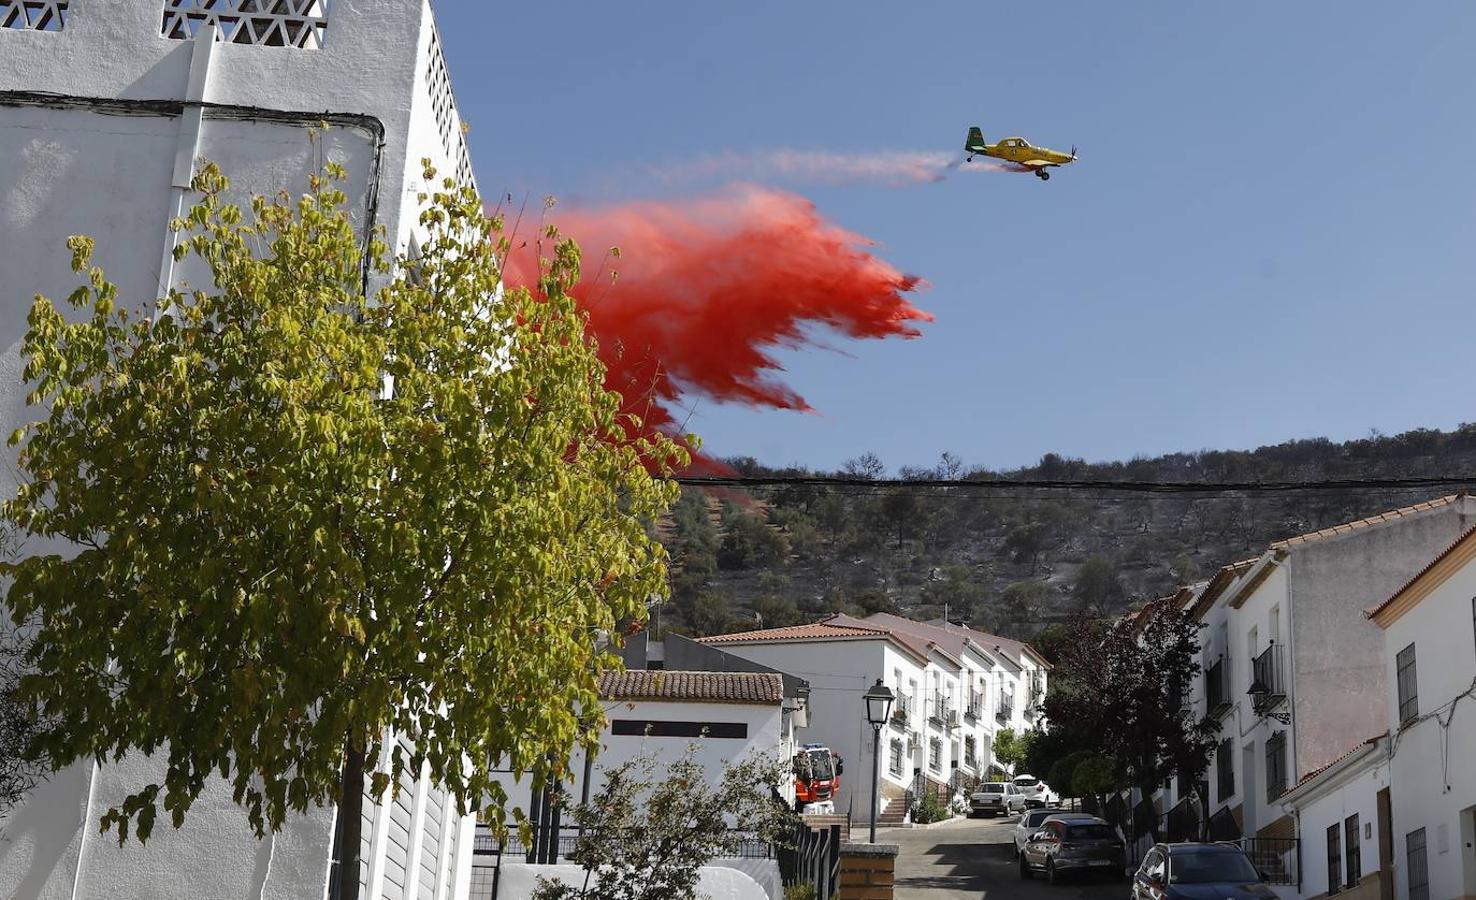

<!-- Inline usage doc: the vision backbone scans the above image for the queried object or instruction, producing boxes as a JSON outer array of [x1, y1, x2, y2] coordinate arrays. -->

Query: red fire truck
[[793, 744, 843, 812]]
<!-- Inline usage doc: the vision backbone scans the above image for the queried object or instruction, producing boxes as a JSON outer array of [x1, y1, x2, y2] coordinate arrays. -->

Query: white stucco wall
[[570, 699, 786, 807], [1198, 500, 1476, 839], [712, 639, 891, 815], [0, 3, 483, 899], [1281, 752, 1388, 900], [497, 862, 769, 900], [1287, 501, 1476, 780], [1380, 561, 1476, 900]]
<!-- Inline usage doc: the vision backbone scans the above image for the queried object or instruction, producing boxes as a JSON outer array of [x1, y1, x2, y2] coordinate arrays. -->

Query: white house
[[1366, 525, 1476, 900], [1184, 495, 1476, 852], [700, 613, 1048, 821], [1276, 736, 1390, 900], [1, 2, 482, 897], [561, 670, 796, 809]]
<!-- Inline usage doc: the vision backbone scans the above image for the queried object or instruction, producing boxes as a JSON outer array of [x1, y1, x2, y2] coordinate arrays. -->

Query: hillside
[[653, 426, 1476, 641]]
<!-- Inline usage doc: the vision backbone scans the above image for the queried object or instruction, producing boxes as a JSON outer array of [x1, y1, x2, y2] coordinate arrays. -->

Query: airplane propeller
[[1070, 145, 1078, 159]]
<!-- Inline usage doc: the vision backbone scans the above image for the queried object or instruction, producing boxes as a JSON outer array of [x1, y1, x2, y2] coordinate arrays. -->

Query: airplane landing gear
[[966, 155, 974, 162], [1036, 170, 1050, 181]]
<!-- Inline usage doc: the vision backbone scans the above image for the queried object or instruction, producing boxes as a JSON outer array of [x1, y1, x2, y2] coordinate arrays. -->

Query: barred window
[[1216, 737, 1235, 802], [1264, 731, 1288, 802], [1326, 823, 1342, 895], [888, 739, 903, 778], [1344, 815, 1361, 888], [1406, 828, 1429, 900], [1396, 643, 1418, 723]]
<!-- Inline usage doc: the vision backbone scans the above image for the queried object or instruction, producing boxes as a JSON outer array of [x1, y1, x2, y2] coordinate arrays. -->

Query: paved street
[[879, 815, 1127, 900]]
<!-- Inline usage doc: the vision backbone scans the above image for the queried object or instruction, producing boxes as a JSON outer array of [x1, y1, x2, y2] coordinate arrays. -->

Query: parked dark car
[[1131, 843, 1277, 899], [1018, 815, 1126, 884]]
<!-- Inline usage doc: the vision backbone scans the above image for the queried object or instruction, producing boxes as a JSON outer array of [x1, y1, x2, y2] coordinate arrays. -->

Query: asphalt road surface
[[879, 814, 1129, 900]]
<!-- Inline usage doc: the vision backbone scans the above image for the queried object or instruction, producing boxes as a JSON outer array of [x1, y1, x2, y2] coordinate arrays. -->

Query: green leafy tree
[[688, 590, 734, 636], [3, 161, 683, 898], [1001, 580, 1048, 624], [1004, 522, 1049, 571], [1042, 602, 1216, 823], [532, 750, 795, 900], [750, 594, 800, 629], [716, 508, 787, 570], [993, 728, 1032, 771], [1072, 555, 1126, 613]]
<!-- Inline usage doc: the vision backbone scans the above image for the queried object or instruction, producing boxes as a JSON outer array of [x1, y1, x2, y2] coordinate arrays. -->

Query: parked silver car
[[969, 781, 1025, 818], [1018, 815, 1126, 884]]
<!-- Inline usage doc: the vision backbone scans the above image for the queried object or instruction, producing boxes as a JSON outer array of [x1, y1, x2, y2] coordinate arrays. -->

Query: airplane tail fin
[[965, 126, 984, 150]]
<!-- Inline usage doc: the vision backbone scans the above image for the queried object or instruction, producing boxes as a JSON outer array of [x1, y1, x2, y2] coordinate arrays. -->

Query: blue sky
[[439, 2, 1476, 473]]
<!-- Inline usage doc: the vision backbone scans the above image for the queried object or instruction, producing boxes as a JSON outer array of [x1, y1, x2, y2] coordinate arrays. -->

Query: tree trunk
[[336, 741, 366, 900]]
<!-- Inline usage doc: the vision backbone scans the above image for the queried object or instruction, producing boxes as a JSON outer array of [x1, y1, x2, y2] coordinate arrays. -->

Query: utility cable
[[673, 474, 1476, 495]]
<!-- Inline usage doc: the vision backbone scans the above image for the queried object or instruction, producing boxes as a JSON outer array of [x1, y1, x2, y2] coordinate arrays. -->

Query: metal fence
[[778, 821, 842, 900], [1243, 836, 1300, 888]]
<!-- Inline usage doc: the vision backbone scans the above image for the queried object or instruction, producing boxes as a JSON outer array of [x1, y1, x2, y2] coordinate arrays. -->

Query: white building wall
[[1280, 754, 1389, 900], [713, 639, 892, 816], [1380, 563, 1476, 900], [0, 3, 482, 898], [1225, 563, 1294, 837], [552, 700, 787, 816]]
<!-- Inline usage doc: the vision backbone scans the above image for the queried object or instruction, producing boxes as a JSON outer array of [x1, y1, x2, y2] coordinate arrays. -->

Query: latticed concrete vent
[[161, 0, 330, 48], [0, 1, 68, 31], [425, 26, 475, 189]]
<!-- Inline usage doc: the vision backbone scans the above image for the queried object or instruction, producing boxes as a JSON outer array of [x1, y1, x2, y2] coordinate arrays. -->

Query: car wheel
[[1019, 856, 1032, 880], [1046, 858, 1060, 885]]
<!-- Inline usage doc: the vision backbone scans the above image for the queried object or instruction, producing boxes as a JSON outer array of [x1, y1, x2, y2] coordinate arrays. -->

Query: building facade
[[1184, 496, 1476, 852], [699, 613, 1048, 819], [1, 2, 481, 897], [1367, 527, 1476, 900]]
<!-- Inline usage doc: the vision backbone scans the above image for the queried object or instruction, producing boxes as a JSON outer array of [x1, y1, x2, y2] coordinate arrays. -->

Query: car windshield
[[1169, 851, 1261, 884], [1065, 825, 1117, 841], [808, 750, 833, 781], [1025, 811, 1055, 827], [1015, 777, 1039, 787], [980, 784, 1003, 794]]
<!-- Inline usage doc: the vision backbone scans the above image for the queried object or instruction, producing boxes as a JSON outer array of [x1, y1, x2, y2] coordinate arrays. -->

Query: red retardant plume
[[501, 187, 931, 465]]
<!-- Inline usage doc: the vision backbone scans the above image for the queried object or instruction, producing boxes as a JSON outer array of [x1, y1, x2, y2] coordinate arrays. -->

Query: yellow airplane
[[964, 127, 1077, 180]]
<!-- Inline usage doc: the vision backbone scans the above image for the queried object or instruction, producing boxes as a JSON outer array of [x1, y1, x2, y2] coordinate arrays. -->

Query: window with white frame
[[889, 739, 904, 777], [928, 737, 942, 773]]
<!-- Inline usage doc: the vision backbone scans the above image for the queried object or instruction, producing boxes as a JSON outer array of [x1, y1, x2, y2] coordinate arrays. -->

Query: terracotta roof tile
[[598, 670, 783, 705], [1283, 734, 1385, 798], [699, 621, 890, 644], [1271, 495, 1461, 550]]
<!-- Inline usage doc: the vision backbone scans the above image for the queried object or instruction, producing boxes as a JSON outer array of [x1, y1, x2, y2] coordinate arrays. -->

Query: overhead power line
[[672, 474, 1476, 495]]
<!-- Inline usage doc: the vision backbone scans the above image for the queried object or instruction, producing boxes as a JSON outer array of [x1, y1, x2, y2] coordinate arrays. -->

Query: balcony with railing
[[930, 698, 957, 729], [1249, 643, 1286, 714], [890, 698, 910, 731], [996, 694, 1014, 723], [964, 693, 983, 721], [1204, 657, 1231, 717]]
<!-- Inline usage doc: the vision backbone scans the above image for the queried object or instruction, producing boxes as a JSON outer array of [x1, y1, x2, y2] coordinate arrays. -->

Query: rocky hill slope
[[654, 426, 1476, 641]]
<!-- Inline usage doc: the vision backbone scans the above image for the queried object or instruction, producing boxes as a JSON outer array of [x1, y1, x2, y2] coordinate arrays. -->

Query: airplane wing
[[1019, 159, 1056, 169]]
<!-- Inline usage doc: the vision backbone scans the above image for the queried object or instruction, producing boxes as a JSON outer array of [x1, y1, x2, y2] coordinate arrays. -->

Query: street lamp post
[[863, 678, 895, 843]]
